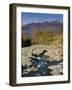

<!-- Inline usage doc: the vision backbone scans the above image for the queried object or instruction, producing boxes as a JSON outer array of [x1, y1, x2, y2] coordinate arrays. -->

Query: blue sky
[[21, 12, 63, 25]]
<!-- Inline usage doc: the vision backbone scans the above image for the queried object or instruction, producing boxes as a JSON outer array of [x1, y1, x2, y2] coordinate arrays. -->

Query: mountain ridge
[[22, 21, 63, 34]]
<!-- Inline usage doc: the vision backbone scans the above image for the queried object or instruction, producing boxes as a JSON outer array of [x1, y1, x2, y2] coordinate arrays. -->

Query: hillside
[[22, 31, 63, 48], [22, 21, 63, 34]]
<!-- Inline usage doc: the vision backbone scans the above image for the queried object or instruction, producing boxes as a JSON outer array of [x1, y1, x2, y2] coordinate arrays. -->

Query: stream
[[22, 54, 63, 77]]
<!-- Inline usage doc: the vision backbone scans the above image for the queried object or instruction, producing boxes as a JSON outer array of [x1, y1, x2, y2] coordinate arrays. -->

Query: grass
[[22, 30, 63, 48]]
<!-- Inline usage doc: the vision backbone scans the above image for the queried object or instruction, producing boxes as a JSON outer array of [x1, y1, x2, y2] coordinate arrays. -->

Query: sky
[[21, 12, 63, 25]]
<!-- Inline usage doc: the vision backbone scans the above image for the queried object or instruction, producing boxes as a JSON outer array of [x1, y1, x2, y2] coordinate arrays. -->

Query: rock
[[21, 47, 32, 66], [21, 55, 32, 66], [48, 63, 63, 75], [50, 70, 61, 75], [31, 45, 63, 61], [26, 66, 37, 72], [21, 45, 63, 76], [22, 66, 37, 76], [21, 45, 63, 66]]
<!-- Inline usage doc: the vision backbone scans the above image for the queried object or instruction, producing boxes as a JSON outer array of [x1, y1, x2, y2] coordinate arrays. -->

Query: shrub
[[22, 34, 32, 47]]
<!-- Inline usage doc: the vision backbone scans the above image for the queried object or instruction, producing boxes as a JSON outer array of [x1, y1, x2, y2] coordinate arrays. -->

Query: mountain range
[[22, 21, 63, 34]]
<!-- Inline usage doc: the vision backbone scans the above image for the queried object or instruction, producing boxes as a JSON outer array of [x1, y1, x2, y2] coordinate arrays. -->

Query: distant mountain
[[22, 21, 63, 34]]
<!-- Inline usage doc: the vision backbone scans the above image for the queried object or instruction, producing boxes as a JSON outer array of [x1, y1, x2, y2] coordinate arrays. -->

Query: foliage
[[22, 30, 63, 48], [32, 31, 58, 45], [22, 33, 32, 47]]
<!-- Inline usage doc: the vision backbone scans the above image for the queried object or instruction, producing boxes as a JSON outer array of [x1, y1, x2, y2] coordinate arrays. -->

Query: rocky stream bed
[[21, 45, 63, 77]]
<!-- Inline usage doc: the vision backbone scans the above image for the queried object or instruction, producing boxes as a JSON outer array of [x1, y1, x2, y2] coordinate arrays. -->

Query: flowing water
[[22, 55, 53, 77]]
